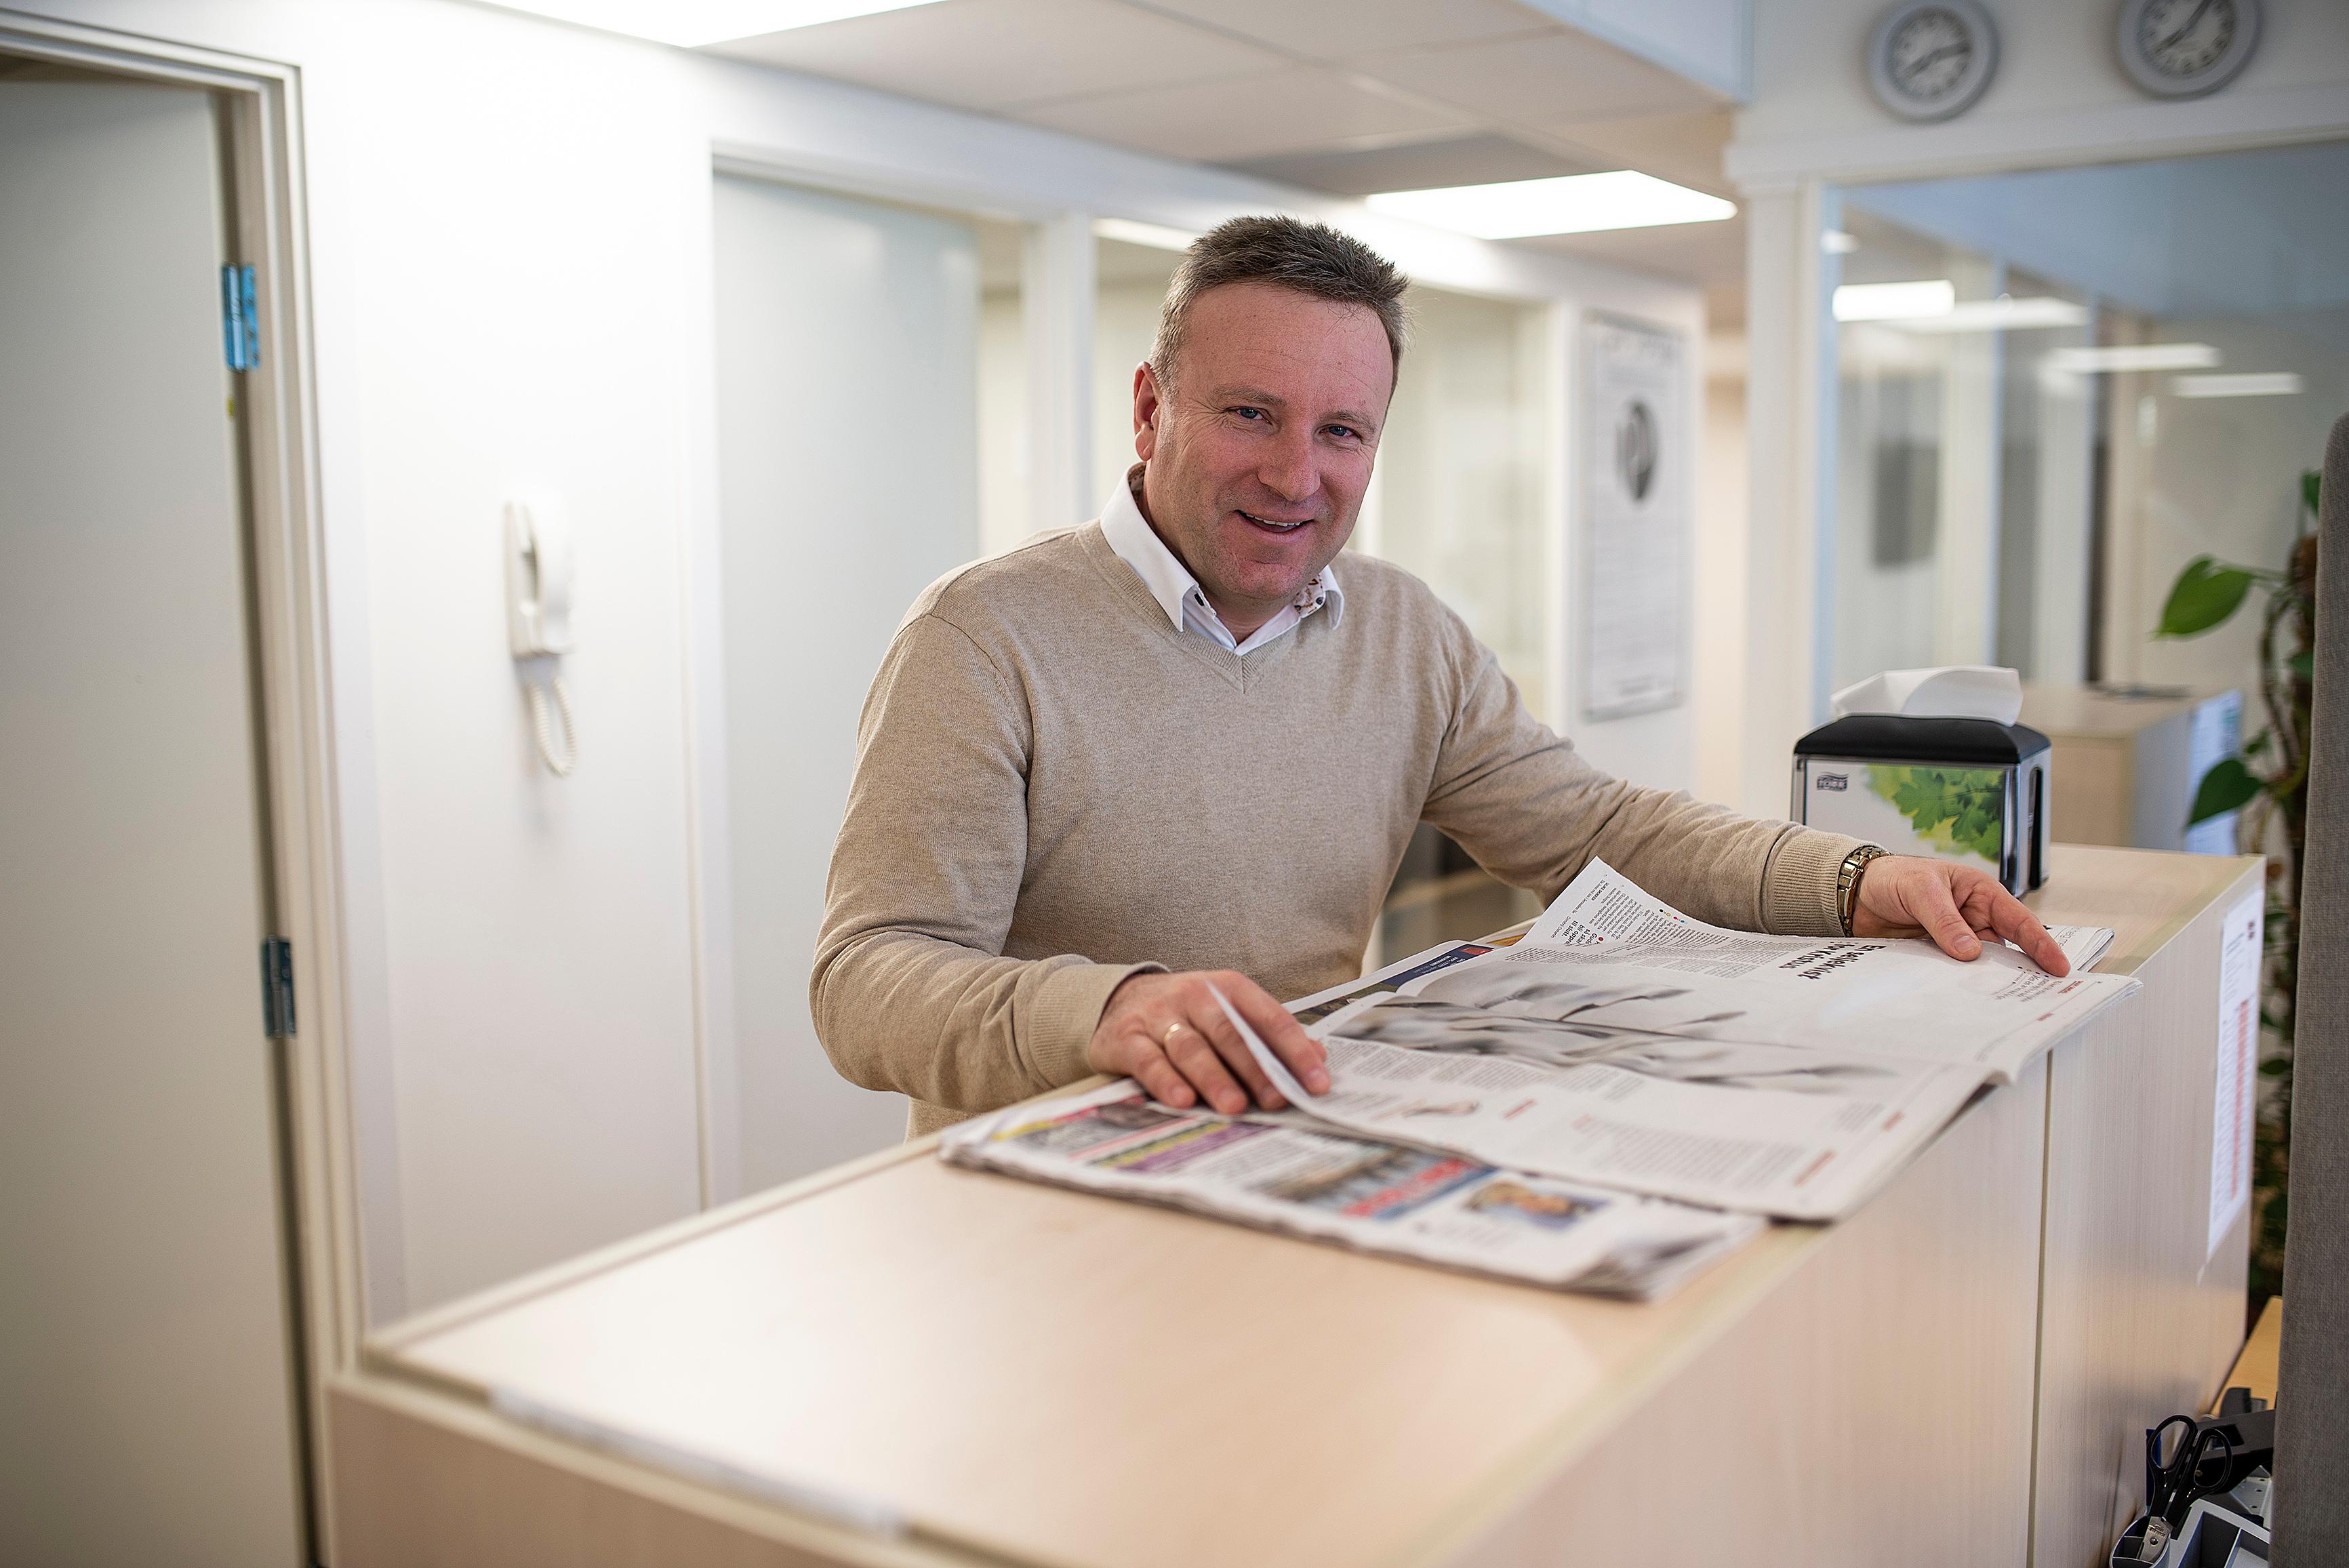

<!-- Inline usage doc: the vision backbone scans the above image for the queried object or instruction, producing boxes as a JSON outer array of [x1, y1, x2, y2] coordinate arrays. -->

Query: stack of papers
[[941, 1079, 1760, 1300], [942, 860, 2131, 1297]]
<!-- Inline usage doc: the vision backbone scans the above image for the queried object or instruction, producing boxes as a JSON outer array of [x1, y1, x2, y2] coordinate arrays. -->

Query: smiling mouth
[[1238, 510, 1312, 534]]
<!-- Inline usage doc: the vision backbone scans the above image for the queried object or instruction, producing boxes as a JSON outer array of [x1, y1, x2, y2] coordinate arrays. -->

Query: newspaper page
[[1266, 862, 2138, 1220], [1291, 998, 1982, 1220], [940, 1079, 1761, 1300], [1508, 860, 2134, 1083]]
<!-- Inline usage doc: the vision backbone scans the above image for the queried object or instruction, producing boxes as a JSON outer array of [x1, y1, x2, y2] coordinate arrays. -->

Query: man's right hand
[[1088, 969, 1331, 1116]]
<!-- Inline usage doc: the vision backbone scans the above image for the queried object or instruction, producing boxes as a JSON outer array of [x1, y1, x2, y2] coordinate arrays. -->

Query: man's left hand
[[1851, 854, 2070, 976]]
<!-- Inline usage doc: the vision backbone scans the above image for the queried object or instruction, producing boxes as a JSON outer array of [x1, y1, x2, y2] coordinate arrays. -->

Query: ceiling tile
[[1017, 65, 1472, 163], [1357, 28, 1722, 127], [1533, 109, 1734, 195], [1221, 132, 1600, 197], [1127, 0, 1552, 63], [1517, 212, 1746, 295], [711, 0, 1282, 115]]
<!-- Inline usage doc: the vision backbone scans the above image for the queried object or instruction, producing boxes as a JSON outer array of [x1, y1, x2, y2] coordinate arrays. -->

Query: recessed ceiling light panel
[[485, 0, 944, 47], [2049, 344, 2222, 373], [1365, 172, 1735, 240], [1833, 279, 1956, 321], [2173, 371, 2302, 398]]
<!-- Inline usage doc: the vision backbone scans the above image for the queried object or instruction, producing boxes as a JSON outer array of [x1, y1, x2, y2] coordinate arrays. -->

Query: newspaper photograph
[[1273, 861, 2137, 1220], [1498, 859, 2132, 1083], [940, 1080, 1761, 1300]]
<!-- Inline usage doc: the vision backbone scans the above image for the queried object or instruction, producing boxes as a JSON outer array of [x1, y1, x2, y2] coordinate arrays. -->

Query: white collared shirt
[[1098, 466, 1344, 656]]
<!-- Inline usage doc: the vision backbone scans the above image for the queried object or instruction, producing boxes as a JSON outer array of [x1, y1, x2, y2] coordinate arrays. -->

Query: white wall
[[26, 0, 1712, 1320], [711, 174, 980, 1194]]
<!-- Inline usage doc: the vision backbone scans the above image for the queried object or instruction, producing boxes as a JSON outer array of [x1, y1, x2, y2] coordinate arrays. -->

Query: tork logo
[[1816, 772, 1849, 791]]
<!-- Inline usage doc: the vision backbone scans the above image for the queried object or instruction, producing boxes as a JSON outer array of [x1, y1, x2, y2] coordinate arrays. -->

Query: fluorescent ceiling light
[[2173, 372, 2304, 398], [485, 0, 943, 46], [1093, 218, 1199, 254], [1898, 296, 2089, 333], [1822, 229, 1861, 254], [1365, 172, 1735, 239], [2049, 344, 2221, 374], [1834, 279, 1955, 321]]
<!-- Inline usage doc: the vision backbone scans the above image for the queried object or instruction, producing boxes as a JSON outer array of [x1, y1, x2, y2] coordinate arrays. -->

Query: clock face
[[2139, 0, 2236, 79], [1868, 1, 1999, 122], [2119, 0, 2260, 98], [1889, 9, 1974, 101]]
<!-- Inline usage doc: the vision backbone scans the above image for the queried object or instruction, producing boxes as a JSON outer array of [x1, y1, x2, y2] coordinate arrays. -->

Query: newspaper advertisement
[[941, 1079, 1761, 1300], [1277, 862, 2138, 1220]]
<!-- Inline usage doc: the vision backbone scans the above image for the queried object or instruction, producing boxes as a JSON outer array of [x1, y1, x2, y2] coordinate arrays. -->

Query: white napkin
[[1829, 666, 2022, 725]]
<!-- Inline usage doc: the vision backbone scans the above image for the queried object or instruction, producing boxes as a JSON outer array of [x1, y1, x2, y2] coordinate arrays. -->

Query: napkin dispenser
[[1792, 667, 2052, 896]]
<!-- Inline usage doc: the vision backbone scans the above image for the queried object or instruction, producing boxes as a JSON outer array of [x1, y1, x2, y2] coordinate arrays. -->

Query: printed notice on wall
[[1580, 316, 1686, 721], [2209, 890, 2263, 1259]]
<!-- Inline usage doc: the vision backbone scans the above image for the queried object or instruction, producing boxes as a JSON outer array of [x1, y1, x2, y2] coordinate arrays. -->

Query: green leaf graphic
[[1869, 766, 2006, 862]]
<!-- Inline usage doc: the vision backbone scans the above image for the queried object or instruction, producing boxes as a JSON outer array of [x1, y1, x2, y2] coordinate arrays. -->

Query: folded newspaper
[[940, 859, 2131, 1293], [939, 1079, 1762, 1299], [1289, 860, 2136, 1221]]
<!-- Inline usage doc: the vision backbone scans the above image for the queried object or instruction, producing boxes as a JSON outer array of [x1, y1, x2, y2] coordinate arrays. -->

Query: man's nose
[[1257, 423, 1318, 503]]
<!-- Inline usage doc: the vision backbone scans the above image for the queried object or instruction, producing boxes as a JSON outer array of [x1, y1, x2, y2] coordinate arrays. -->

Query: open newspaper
[[940, 1079, 1761, 1300], [1285, 860, 2137, 1220]]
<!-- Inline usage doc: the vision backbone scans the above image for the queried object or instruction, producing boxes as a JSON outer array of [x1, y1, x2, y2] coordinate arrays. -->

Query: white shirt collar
[[1098, 465, 1342, 654]]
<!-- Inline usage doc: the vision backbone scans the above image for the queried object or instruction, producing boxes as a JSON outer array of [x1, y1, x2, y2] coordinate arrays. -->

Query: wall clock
[[1867, 1, 2001, 123], [2118, 0, 2262, 99]]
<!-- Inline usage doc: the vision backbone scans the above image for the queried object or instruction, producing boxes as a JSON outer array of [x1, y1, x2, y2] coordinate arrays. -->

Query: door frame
[[0, 12, 357, 1554]]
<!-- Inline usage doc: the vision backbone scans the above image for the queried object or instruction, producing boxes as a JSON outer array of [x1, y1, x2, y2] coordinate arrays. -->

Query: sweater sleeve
[[1418, 620, 1860, 936], [810, 614, 1157, 1113]]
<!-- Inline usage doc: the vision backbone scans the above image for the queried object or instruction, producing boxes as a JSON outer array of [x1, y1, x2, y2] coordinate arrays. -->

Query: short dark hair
[[1150, 215, 1407, 396]]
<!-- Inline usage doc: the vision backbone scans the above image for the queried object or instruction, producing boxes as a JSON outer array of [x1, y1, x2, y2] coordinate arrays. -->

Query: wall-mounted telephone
[[505, 496, 577, 776]]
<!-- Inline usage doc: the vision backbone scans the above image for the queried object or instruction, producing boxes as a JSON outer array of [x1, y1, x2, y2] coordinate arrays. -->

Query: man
[[814, 216, 2067, 1138]]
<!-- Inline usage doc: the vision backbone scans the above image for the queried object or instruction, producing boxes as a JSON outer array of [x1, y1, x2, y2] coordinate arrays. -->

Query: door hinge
[[260, 936, 296, 1039], [222, 264, 260, 372]]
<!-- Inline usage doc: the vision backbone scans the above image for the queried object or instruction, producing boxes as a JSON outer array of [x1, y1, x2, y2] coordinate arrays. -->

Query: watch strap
[[1837, 845, 1889, 937]]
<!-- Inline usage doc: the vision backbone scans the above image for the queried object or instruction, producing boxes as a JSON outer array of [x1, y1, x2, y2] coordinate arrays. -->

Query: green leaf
[[2157, 557, 2256, 637], [2189, 757, 2263, 826], [2289, 651, 2313, 681], [2305, 470, 2323, 519]]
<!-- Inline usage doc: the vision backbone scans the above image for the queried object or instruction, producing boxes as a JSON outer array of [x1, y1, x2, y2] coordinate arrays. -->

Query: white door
[[0, 73, 307, 1565], [712, 176, 986, 1190]]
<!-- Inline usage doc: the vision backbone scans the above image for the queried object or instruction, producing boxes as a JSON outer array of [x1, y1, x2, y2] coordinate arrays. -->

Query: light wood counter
[[332, 846, 2258, 1568]]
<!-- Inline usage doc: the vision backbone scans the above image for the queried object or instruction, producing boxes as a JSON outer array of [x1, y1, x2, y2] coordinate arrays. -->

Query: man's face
[[1133, 281, 1392, 635]]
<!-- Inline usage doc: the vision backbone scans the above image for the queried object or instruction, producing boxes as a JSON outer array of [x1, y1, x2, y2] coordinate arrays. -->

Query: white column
[[1934, 257, 2003, 667], [2032, 303, 2098, 685], [1739, 180, 1836, 819], [1024, 213, 1095, 535]]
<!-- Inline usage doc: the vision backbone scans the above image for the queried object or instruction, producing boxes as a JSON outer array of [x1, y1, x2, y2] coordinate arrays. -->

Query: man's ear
[[1133, 361, 1163, 461]]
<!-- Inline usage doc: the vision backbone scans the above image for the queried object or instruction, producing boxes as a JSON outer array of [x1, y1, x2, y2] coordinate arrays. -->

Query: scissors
[[2135, 1413, 2236, 1560]]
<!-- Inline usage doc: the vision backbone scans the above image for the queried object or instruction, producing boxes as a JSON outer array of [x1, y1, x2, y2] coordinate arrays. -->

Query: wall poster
[[1580, 315, 1687, 721]]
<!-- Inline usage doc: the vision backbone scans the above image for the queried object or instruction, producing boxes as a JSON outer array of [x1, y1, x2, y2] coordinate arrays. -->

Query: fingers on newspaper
[[940, 860, 2133, 1297]]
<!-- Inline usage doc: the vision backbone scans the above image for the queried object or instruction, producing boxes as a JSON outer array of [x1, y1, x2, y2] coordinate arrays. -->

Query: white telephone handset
[[505, 496, 577, 774]]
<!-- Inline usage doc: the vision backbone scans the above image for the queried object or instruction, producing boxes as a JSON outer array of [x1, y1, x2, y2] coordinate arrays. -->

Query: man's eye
[[1324, 424, 1361, 441], [1228, 406, 1267, 422]]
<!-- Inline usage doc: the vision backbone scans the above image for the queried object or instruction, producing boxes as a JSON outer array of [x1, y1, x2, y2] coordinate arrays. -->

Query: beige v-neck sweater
[[814, 524, 1860, 1138]]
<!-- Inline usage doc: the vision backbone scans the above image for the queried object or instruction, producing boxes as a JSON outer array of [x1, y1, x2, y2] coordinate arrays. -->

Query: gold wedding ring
[[1162, 1021, 1185, 1047]]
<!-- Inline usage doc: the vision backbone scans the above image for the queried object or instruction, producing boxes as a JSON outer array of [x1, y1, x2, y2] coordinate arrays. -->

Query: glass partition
[[1829, 140, 2349, 704]]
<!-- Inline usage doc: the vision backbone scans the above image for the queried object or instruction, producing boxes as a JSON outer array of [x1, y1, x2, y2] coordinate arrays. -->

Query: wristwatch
[[1837, 844, 1889, 937]]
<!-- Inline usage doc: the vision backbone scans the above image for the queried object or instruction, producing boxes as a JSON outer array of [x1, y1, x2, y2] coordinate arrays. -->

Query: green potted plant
[[2153, 470, 2319, 1307]]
